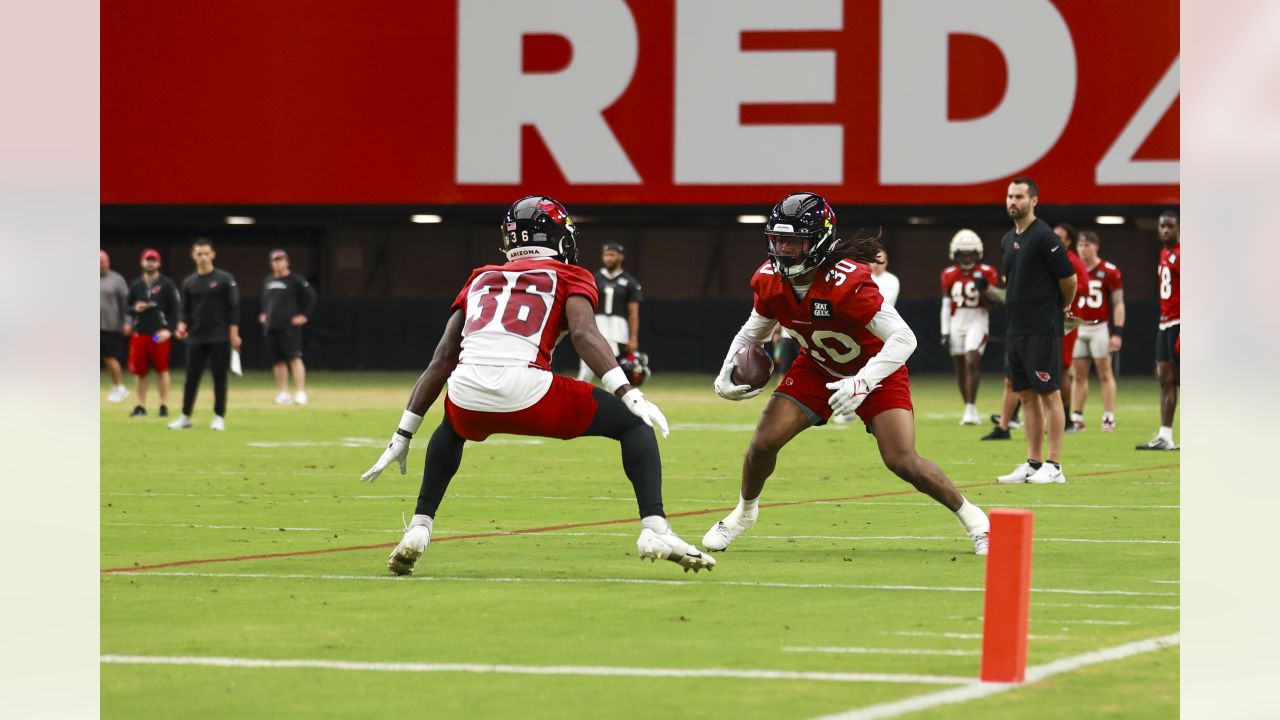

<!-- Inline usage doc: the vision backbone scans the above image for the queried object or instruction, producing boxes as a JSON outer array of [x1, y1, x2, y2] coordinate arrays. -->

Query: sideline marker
[[980, 508, 1035, 683]]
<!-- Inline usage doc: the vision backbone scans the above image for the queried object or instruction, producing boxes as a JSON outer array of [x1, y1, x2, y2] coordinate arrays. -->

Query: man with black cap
[[124, 248, 181, 417], [258, 248, 317, 404], [577, 241, 643, 382]]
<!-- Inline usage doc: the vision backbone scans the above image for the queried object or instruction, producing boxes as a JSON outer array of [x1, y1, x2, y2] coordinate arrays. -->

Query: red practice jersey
[[1158, 243, 1181, 325], [1074, 260, 1124, 324], [940, 263, 1001, 313], [1066, 249, 1090, 307], [751, 259, 886, 379], [451, 258, 598, 370]]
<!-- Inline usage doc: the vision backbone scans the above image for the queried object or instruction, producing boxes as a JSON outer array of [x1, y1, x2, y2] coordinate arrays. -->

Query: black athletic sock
[[414, 419, 467, 517], [1028, 459, 1043, 470]]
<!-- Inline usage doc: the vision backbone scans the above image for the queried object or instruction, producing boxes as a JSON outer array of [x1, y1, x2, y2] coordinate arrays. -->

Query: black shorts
[[1156, 324, 1180, 370], [100, 331, 125, 360], [266, 327, 303, 363], [1006, 333, 1062, 394]]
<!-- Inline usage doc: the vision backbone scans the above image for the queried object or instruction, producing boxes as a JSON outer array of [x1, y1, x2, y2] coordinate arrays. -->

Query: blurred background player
[[124, 248, 181, 418], [1137, 211, 1180, 450], [1054, 222, 1092, 430], [100, 249, 130, 403], [1069, 230, 1125, 432], [940, 229, 1002, 425], [577, 241, 643, 383], [361, 196, 712, 575], [258, 249, 317, 405], [996, 179, 1077, 484], [169, 239, 241, 431], [707, 192, 991, 556]]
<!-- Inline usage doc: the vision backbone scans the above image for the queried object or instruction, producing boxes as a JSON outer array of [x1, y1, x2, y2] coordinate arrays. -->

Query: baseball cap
[[603, 242, 625, 253], [141, 248, 161, 261], [270, 249, 288, 260]]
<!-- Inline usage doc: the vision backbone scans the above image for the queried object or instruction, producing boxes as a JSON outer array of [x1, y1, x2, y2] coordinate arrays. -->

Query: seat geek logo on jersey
[[811, 299, 833, 320]]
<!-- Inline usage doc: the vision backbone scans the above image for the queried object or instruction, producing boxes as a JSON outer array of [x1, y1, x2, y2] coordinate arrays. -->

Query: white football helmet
[[949, 229, 983, 264]]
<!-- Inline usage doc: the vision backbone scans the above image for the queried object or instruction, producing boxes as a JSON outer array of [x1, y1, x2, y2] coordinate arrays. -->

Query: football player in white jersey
[[360, 197, 714, 576]]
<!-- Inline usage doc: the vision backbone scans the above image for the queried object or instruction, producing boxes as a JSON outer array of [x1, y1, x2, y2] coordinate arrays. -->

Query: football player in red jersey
[[1069, 230, 1126, 432], [940, 229, 1003, 425], [705, 193, 991, 556], [1137, 211, 1180, 450], [360, 196, 715, 575], [1054, 223, 1092, 431]]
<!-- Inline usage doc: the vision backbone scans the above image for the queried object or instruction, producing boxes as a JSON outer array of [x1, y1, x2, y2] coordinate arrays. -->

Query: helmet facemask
[[764, 192, 838, 283]]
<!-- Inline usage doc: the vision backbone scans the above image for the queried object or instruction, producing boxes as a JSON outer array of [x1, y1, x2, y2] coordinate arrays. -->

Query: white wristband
[[398, 410, 425, 435], [601, 367, 629, 394]]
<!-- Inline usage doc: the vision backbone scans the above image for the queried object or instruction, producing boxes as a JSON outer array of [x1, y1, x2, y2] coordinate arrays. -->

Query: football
[[730, 344, 774, 390]]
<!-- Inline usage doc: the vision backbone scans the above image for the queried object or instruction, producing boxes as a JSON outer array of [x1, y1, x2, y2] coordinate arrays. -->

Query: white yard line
[[783, 647, 979, 657], [104, 571, 1178, 597], [808, 633, 1180, 720], [98, 654, 968, 685], [886, 631, 1070, 641]]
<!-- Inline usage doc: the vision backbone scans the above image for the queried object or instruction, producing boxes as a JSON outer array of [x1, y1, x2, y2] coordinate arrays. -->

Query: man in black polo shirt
[[169, 238, 242, 431], [995, 178, 1078, 484], [259, 249, 317, 405]]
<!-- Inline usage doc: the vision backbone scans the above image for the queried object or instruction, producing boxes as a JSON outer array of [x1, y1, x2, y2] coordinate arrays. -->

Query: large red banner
[[102, 0, 1178, 205]]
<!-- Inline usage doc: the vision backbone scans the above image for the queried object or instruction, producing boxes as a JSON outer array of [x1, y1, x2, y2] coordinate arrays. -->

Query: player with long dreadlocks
[[704, 192, 991, 556]]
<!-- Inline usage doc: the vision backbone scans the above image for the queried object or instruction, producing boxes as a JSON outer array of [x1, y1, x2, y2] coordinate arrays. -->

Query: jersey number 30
[[464, 270, 555, 337]]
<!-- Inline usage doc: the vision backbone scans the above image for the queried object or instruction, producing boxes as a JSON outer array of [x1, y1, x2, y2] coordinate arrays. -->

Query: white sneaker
[[293, 391, 308, 405], [960, 407, 981, 425], [997, 462, 1034, 484], [210, 415, 226, 431], [107, 385, 129, 403], [388, 524, 431, 575], [638, 528, 716, 573], [702, 514, 756, 552], [1135, 436, 1179, 451], [274, 391, 293, 405], [167, 415, 193, 430], [972, 533, 989, 556], [1027, 463, 1066, 484]]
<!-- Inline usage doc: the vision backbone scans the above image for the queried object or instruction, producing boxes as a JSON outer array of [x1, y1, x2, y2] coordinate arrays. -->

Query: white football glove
[[825, 376, 874, 417], [714, 363, 763, 401], [360, 433, 410, 483], [621, 388, 670, 438]]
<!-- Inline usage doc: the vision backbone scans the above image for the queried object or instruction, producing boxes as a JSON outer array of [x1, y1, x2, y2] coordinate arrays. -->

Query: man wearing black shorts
[[995, 178, 1078, 484], [170, 238, 241, 431], [259, 249, 316, 405]]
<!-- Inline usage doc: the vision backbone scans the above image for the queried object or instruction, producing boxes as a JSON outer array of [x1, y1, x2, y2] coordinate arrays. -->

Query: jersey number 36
[[464, 270, 555, 338]]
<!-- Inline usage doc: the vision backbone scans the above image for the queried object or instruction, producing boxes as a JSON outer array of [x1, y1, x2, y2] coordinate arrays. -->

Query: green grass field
[[101, 370, 1179, 719]]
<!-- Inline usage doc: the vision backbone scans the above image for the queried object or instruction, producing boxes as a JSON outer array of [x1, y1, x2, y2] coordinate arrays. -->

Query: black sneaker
[[129, 405, 146, 418], [989, 413, 1022, 430], [981, 426, 1011, 441], [158, 405, 169, 417]]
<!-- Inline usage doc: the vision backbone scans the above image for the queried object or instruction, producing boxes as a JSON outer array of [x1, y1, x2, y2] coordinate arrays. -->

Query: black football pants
[[415, 388, 665, 519], [182, 341, 230, 417]]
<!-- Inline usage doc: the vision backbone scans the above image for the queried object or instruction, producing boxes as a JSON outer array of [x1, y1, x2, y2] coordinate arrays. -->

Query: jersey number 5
[[464, 270, 555, 337]]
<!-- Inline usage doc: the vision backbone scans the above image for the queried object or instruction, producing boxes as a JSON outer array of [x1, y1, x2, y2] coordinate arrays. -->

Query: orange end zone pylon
[[980, 508, 1035, 683]]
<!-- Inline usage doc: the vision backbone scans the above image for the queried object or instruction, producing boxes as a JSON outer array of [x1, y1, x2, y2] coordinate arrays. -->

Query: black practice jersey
[[593, 269, 643, 318], [1001, 218, 1076, 336], [126, 274, 181, 336], [180, 269, 240, 344], [261, 272, 317, 330]]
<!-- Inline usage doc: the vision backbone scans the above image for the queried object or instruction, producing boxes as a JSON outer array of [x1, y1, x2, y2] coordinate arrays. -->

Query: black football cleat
[[981, 426, 1011, 441], [129, 406, 146, 418]]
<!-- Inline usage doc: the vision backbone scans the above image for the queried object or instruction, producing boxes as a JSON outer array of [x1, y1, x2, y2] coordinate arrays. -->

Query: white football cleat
[[274, 391, 293, 405], [293, 391, 308, 405], [388, 524, 431, 575], [107, 385, 129, 403], [972, 532, 989, 556], [1135, 436, 1179, 451], [167, 415, 193, 430], [702, 514, 756, 552], [637, 528, 716, 573], [997, 462, 1034, 484], [210, 415, 226, 431], [1027, 463, 1066, 484]]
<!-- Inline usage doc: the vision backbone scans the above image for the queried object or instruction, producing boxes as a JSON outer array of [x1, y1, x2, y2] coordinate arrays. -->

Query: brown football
[[730, 344, 775, 391]]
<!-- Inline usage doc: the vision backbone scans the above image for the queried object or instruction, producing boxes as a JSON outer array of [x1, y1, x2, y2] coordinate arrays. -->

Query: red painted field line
[[100, 463, 1178, 575]]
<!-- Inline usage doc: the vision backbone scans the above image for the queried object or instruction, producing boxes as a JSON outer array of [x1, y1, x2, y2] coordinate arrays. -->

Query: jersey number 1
[[464, 271, 554, 337]]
